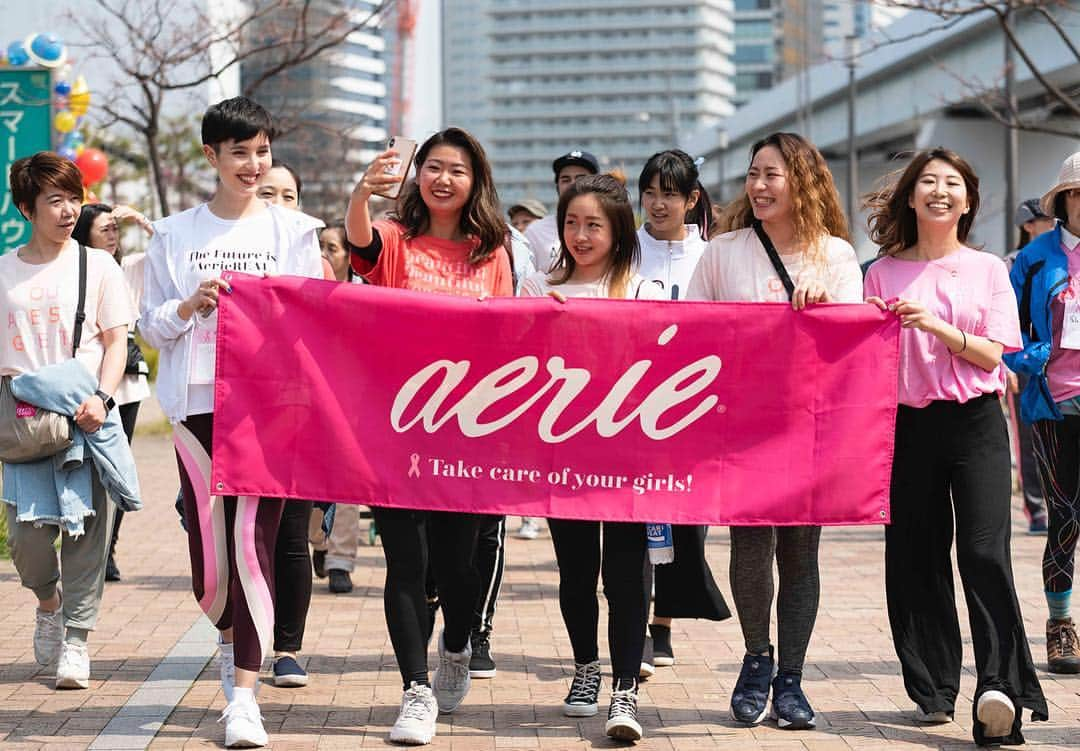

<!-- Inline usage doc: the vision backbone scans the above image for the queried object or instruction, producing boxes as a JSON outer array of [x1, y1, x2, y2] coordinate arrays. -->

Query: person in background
[[507, 199, 546, 234], [72, 202, 153, 582], [524, 150, 599, 273]]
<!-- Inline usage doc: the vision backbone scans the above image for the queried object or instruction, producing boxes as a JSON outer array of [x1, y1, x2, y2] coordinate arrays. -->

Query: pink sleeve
[[863, 263, 881, 299], [982, 256, 1022, 351], [354, 220, 404, 287]]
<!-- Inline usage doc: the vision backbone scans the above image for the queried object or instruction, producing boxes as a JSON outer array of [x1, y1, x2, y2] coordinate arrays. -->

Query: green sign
[[0, 68, 52, 254]]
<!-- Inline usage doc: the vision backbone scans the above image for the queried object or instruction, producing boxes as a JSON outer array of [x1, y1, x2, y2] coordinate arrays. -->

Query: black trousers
[[548, 518, 647, 684], [473, 515, 505, 634], [273, 500, 313, 653], [372, 506, 482, 689], [108, 401, 141, 558], [886, 395, 1047, 745]]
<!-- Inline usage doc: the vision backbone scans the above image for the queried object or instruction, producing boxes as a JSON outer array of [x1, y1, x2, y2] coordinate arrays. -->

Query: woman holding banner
[[864, 148, 1047, 746], [345, 127, 513, 746], [687, 132, 861, 731]]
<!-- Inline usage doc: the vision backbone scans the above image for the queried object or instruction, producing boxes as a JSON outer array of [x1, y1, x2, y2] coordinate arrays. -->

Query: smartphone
[[374, 136, 418, 200]]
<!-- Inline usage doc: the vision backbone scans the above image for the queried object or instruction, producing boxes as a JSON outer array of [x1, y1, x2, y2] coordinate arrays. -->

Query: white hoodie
[[140, 203, 323, 422], [635, 224, 707, 301]]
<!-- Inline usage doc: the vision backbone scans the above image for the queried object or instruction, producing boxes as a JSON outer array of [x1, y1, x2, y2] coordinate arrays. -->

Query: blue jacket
[[1, 359, 141, 536], [1004, 224, 1070, 423]]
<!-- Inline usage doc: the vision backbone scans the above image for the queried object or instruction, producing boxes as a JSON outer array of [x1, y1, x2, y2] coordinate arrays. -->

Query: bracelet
[[953, 329, 967, 355]]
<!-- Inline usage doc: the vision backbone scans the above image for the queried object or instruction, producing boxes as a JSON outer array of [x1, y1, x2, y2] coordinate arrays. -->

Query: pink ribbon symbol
[[408, 453, 421, 478]]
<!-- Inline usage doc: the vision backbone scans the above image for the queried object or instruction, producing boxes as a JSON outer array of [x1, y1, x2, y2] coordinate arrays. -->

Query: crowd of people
[[2, 93, 1079, 749]]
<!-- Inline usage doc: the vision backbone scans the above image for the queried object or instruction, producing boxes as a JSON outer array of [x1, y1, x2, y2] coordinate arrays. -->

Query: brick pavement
[[1, 428, 1078, 749]]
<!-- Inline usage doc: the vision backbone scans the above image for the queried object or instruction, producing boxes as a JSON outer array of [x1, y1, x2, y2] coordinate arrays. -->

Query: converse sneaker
[[605, 684, 643, 741], [469, 630, 496, 679], [914, 706, 953, 724], [220, 691, 267, 748], [650, 623, 675, 666], [639, 636, 655, 680], [563, 660, 602, 717], [55, 642, 90, 689], [272, 654, 308, 687], [33, 606, 64, 666], [515, 517, 541, 539], [1047, 617, 1080, 674], [730, 649, 774, 726], [389, 681, 438, 745], [218, 641, 236, 703], [976, 690, 1015, 739], [770, 672, 816, 730], [432, 631, 471, 713]]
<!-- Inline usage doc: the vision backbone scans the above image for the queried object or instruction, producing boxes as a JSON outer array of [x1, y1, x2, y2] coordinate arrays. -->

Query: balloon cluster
[[2, 33, 108, 187]]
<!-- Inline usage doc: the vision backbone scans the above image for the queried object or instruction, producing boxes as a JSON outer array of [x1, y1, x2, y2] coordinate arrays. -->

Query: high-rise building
[[242, 0, 389, 217], [441, 0, 736, 205], [822, 0, 906, 60], [733, 0, 824, 108]]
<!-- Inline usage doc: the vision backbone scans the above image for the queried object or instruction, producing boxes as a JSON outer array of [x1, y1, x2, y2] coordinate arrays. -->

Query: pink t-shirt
[[864, 247, 1021, 407], [1046, 240, 1080, 402]]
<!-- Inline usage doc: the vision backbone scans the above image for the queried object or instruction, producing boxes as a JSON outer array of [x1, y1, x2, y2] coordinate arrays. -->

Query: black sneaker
[[328, 569, 353, 593], [273, 655, 309, 687], [104, 555, 121, 582], [563, 660, 602, 717], [469, 630, 496, 678], [311, 550, 327, 579], [730, 648, 774, 725], [639, 636, 655, 680], [770, 671, 816, 730], [605, 682, 642, 741], [650, 624, 674, 666]]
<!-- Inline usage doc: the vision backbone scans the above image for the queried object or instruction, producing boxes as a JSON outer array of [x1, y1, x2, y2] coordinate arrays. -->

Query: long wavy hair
[[550, 174, 640, 298], [865, 148, 980, 257], [393, 127, 505, 265], [717, 133, 850, 261]]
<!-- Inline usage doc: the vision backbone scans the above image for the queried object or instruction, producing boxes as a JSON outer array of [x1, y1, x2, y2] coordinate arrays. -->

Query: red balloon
[[75, 148, 108, 186]]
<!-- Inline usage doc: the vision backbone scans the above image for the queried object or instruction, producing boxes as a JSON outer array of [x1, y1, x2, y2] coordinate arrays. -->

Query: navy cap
[[1014, 198, 1049, 228], [552, 150, 599, 176]]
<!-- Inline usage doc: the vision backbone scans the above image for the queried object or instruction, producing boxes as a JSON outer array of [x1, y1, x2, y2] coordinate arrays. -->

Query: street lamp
[[845, 34, 859, 232]]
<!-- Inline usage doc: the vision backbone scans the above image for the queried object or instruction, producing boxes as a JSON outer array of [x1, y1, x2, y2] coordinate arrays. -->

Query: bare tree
[[70, 0, 393, 215], [873, 1, 1080, 139]]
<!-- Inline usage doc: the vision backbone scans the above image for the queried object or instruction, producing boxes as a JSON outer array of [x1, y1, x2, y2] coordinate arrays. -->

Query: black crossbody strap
[[72, 243, 87, 358], [752, 220, 795, 301]]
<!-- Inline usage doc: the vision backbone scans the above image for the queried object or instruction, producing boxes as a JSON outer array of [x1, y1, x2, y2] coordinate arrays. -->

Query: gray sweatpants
[[6, 471, 114, 632], [729, 525, 821, 675]]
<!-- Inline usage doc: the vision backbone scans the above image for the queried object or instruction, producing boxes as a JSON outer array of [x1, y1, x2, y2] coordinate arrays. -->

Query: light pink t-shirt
[[1045, 238, 1080, 402], [864, 247, 1021, 407], [0, 241, 132, 379]]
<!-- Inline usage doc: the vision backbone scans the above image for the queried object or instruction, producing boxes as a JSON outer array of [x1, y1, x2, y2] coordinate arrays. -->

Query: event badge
[[1063, 296, 1080, 350], [189, 314, 218, 384]]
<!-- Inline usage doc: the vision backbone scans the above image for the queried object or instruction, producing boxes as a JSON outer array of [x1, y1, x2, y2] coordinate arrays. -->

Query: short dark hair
[[201, 96, 276, 149], [270, 159, 302, 197], [8, 151, 84, 218], [638, 150, 714, 240], [72, 203, 114, 247], [1055, 192, 1069, 223]]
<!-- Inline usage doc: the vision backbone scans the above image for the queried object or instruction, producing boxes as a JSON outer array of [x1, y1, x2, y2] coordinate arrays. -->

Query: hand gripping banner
[[212, 275, 899, 525]]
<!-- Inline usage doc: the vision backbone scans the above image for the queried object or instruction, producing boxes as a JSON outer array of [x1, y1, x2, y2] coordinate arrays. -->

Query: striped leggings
[[174, 413, 283, 672], [1032, 415, 1080, 594]]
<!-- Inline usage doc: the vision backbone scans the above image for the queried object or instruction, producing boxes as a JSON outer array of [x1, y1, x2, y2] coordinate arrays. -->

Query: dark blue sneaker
[[770, 671, 815, 729], [273, 655, 309, 687], [730, 649, 774, 725]]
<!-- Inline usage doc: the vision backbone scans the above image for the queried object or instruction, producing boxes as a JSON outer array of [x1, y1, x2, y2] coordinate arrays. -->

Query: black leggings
[[887, 395, 1047, 746], [108, 401, 141, 557], [1031, 415, 1080, 595], [273, 500, 313, 653], [548, 518, 647, 684], [372, 506, 482, 689]]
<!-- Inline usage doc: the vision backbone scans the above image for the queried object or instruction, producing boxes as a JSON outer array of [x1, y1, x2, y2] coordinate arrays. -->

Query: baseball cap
[[552, 150, 599, 176], [1014, 198, 1049, 228], [508, 199, 547, 219]]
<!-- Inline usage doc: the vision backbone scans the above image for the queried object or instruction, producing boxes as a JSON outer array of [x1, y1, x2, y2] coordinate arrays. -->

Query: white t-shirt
[[524, 214, 560, 274], [0, 241, 131, 379], [636, 224, 708, 301], [687, 227, 862, 303], [520, 271, 665, 300], [113, 252, 151, 406]]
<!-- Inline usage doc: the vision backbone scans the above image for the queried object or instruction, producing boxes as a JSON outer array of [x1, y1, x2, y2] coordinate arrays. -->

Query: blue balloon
[[57, 146, 77, 161], [55, 80, 72, 96], [29, 33, 64, 63], [66, 131, 84, 148], [6, 42, 29, 66]]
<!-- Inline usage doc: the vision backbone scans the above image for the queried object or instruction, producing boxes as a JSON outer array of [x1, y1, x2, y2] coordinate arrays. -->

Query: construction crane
[[390, 0, 417, 135]]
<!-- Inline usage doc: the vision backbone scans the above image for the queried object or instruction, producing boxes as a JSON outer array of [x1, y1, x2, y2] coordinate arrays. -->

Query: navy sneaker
[[273, 655, 309, 687], [730, 649, 774, 725], [770, 671, 815, 729]]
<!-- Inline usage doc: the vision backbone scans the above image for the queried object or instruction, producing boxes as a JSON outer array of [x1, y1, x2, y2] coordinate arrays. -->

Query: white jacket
[[140, 203, 323, 422], [636, 224, 708, 301]]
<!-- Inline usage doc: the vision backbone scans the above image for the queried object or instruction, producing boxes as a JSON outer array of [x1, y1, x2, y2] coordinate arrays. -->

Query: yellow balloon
[[54, 111, 77, 133], [70, 75, 88, 96], [69, 91, 90, 116], [75, 144, 85, 156]]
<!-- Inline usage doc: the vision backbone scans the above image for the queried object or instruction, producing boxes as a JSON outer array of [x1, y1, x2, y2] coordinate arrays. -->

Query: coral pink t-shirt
[[864, 247, 1021, 408], [352, 220, 513, 298]]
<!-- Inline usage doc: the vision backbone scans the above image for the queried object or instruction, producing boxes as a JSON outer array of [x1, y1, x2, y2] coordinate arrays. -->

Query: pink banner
[[212, 274, 898, 525]]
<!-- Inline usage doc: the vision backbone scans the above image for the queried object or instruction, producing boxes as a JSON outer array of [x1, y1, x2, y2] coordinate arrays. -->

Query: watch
[[95, 389, 116, 414]]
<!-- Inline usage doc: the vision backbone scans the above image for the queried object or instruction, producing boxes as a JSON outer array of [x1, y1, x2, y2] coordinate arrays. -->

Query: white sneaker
[[55, 642, 90, 689], [220, 693, 268, 748], [976, 690, 1015, 738], [914, 706, 953, 724], [34, 607, 64, 666], [218, 641, 236, 703], [389, 682, 438, 745], [432, 631, 471, 713], [515, 518, 541, 540]]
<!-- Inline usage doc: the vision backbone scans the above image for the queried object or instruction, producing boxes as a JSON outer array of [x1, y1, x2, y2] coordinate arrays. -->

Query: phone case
[[375, 137, 418, 200]]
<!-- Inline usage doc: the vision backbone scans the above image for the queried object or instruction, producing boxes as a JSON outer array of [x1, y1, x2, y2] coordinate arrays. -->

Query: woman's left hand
[[74, 395, 106, 433], [112, 205, 154, 236], [792, 280, 830, 310], [891, 299, 944, 333]]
